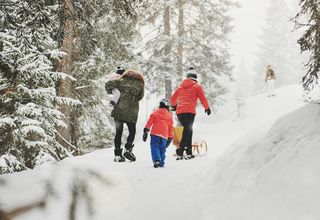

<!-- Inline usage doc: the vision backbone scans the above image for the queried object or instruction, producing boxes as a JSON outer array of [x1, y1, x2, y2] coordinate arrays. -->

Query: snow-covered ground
[[207, 103, 320, 220], [1, 85, 319, 220]]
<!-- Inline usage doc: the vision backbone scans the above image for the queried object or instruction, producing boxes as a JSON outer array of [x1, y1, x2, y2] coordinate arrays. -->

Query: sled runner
[[172, 126, 208, 156]]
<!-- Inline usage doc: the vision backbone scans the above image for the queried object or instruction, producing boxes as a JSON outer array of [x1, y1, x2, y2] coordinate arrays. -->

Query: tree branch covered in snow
[[294, 0, 320, 91], [0, 0, 77, 173], [68, 0, 143, 150], [136, 0, 236, 104]]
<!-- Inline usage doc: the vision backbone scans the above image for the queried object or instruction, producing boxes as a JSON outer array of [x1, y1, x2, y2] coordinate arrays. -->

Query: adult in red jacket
[[171, 67, 211, 160]]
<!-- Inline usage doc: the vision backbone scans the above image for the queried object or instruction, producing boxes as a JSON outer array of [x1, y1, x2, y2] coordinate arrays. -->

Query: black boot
[[185, 154, 195, 160], [185, 146, 192, 155], [123, 143, 136, 162], [153, 161, 160, 168], [185, 146, 195, 159], [114, 148, 125, 162], [176, 148, 184, 160]]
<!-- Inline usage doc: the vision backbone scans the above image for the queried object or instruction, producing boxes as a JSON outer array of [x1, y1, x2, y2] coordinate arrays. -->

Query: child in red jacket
[[143, 99, 173, 168]]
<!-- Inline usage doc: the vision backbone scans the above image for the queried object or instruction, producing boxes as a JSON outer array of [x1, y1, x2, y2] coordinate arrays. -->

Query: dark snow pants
[[176, 113, 195, 156], [114, 119, 136, 149]]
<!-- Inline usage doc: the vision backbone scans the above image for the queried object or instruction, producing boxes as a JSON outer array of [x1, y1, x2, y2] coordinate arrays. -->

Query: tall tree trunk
[[69, 19, 83, 155], [56, 0, 75, 150], [164, 4, 172, 101], [177, 0, 184, 80]]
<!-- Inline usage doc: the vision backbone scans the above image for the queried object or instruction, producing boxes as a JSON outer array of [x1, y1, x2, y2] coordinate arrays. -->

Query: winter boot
[[176, 156, 184, 160], [185, 146, 195, 160], [109, 100, 116, 107], [114, 148, 125, 162], [185, 146, 193, 155], [185, 154, 195, 160], [176, 148, 184, 160], [124, 143, 136, 162], [153, 161, 160, 168]]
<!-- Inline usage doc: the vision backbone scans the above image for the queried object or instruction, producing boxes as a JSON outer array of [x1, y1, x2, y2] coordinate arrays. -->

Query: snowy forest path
[[0, 85, 306, 220], [86, 85, 306, 220]]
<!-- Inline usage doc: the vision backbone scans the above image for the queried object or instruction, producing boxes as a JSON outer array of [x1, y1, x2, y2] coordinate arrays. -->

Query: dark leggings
[[114, 119, 136, 149], [177, 113, 195, 156]]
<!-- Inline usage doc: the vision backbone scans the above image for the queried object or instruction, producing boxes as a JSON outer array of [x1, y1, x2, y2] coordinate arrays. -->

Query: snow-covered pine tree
[[69, 0, 142, 151], [0, 0, 78, 173], [235, 88, 245, 120], [183, 0, 235, 104], [137, 0, 235, 105], [236, 57, 253, 97], [135, 1, 176, 99], [234, 62, 247, 120], [293, 0, 320, 91], [253, 0, 305, 93]]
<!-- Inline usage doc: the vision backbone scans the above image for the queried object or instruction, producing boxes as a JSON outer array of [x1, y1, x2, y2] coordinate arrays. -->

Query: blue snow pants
[[150, 135, 167, 167]]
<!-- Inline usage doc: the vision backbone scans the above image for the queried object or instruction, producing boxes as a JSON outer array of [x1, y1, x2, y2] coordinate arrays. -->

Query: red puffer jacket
[[144, 108, 173, 139], [171, 78, 209, 115]]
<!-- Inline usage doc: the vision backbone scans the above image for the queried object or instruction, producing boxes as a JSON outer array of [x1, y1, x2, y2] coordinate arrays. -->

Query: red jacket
[[171, 78, 209, 115], [144, 108, 173, 139]]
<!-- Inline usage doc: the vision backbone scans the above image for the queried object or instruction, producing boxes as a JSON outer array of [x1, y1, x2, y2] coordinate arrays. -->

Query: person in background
[[171, 67, 211, 160], [265, 65, 276, 97], [143, 99, 173, 168], [105, 69, 144, 162], [107, 66, 125, 106]]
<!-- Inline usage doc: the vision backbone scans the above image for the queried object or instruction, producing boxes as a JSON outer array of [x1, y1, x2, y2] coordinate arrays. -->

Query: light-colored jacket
[[107, 72, 122, 104], [265, 68, 276, 81], [107, 72, 122, 81]]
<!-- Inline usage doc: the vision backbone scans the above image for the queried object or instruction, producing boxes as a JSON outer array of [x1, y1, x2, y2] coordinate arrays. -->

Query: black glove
[[171, 106, 177, 111], [109, 100, 116, 106], [142, 133, 148, 142], [205, 108, 211, 115], [142, 128, 149, 142], [166, 138, 172, 148]]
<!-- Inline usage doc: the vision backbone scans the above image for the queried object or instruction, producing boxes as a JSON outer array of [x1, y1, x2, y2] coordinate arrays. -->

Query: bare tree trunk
[[177, 0, 184, 80], [164, 5, 172, 101], [56, 0, 75, 150], [69, 21, 83, 155]]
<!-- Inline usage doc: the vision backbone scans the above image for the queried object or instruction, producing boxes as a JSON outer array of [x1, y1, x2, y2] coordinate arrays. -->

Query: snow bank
[[0, 156, 132, 220], [207, 104, 320, 220], [195, 85, 306, 160]]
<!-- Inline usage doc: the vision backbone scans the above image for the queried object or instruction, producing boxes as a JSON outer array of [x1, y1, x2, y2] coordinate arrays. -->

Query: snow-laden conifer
[[136, 0, 235, 104], [253, 0, 306, 93], [0, 0, 77, 173], [294, 0, 320, 93]]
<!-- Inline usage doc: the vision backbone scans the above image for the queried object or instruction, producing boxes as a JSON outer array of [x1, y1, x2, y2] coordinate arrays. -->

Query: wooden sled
[[172, 126, 208, 156]]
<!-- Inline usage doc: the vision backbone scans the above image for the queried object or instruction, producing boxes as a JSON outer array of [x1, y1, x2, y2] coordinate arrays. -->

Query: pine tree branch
[[56, 131, 79, 153], [0, 200, 45, 220]]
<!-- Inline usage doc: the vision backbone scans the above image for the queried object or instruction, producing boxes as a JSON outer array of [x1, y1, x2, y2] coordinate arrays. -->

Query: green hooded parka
[[105, 70, 144, 123]]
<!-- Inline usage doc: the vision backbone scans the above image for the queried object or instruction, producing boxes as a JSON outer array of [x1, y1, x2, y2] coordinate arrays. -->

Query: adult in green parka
[[105, 69, 145, 162]]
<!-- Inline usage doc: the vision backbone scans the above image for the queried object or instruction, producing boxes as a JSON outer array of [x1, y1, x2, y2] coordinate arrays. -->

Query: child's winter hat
[[116, 66, 125, 75], [159, 99, 170, 109], [186, 67, 197, 81]]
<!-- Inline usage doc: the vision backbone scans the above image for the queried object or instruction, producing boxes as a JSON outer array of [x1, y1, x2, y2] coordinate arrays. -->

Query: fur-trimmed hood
[[122, 69, 144, 85]]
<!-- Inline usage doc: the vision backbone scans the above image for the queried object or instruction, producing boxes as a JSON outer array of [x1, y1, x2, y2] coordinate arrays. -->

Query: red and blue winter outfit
[[144, 108, 173, 167], [171, 78, 210, 157]]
